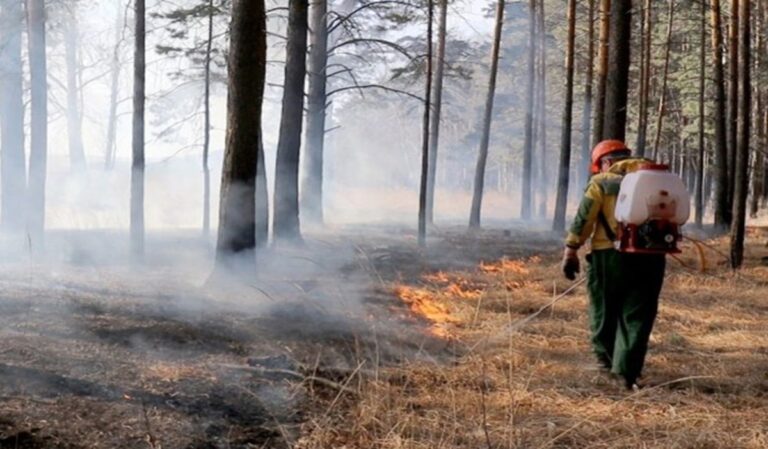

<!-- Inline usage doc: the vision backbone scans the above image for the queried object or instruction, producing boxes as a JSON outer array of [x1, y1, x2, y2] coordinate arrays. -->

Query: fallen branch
[[219, 364, 358, 395]]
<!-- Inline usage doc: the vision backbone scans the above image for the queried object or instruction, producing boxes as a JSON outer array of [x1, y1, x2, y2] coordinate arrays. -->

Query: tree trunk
[[418, 0, 434, 247], [636, 0, 652, 156], [651, 0, 674, 160], [256, 132, 269, 248], [131, 0, 145, 259], [426, 0, 447, 225], [273, 0, 308, 243], [727, 0, 739, 211], [750, 0, 764, 218], [696, 0, 706, 227], [216, 0, 266, 261], [26, 0, 47, 248], [536, 0, 548, 219], [65, 12, 86, 171], [711, 0, 730, 229], [202, 0, 214, 238], [553, 0, 576, 231], [104, 6, 122, 171], [602, 0, 632, 141], [592, 0, 611, 146], [730, 0, 750, 269], [469, 0, 504, 229], [578, 0, 595, 193], [301, 0, 328, 226], [0, 0, 26, 231], [521, 0, 536, 220]]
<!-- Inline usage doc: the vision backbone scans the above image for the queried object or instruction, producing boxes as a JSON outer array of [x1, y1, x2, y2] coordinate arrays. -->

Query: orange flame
[[479, 258, 533, 275]]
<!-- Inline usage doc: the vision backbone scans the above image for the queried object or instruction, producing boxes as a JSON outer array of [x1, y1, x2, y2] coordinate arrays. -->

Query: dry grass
[[297, 232, 768, 449]]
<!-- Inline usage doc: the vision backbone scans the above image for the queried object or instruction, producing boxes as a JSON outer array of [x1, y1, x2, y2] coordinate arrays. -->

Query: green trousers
[[586, 249, 666, 382]]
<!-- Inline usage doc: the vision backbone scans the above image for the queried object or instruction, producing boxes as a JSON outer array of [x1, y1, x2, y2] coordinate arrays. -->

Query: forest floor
[[0, 225, 766, 448], [296, 225, 768, 449]]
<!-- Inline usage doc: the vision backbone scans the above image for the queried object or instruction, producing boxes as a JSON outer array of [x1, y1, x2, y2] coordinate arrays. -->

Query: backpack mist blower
[[614, 163, 691, 254]]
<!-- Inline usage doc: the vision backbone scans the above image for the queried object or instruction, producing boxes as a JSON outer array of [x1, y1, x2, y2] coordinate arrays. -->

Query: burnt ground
[[0, 226, 561, 448]]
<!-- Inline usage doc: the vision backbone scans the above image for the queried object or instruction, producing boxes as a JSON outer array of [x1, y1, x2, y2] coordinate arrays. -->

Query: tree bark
[[26, 0, 47, 248], [65, 11, 86, 171], [273, 0, 308, 243], [256, 132, 269, 248], [696, 0, 706, 227], [301, 0, 328, 226], [651, 0, 674, 160], [730, 0, 750, 269], [0, 0, 26, 231], [418, 0, 434, 247], [578, 0, 595, 193], [553, 0, 576, 231], [602, 0, 632, 141], [216, 0, 266, 261], [592, 0, 610, 146], [636, 0, 652, 157], [131, 0, 145, 258], [711, 0, 730, 229], [750, 0, 764, 218], [521, 0, 536, 220], [203, 0, 214, 238], [426, 0, 447, 225], [727, 0, 739, 211], [536, 0, 548, 219], [469, 0, 504, 229]]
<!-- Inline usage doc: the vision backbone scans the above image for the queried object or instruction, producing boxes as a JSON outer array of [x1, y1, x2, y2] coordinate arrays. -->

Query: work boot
[[624, 377, 642, 391], [595, 354, 612, 372]]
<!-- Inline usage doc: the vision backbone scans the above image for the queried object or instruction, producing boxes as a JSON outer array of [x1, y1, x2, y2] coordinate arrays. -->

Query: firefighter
[[561, 140, 666, 390]]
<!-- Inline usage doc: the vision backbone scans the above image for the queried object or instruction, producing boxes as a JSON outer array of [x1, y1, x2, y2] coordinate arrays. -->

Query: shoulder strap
[[598, 211, 617, 242]]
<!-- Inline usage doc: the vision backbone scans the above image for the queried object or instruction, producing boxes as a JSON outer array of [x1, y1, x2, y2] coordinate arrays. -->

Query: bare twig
[[220, 364, 359, 395]]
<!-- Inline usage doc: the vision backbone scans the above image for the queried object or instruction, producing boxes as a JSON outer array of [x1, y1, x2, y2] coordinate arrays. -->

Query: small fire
[[479, 257, 535, 275], [422, 271, 483, 299], [394, 286, 459, 324], [444, 282, 482, 299], [394, 285, 459, 338]]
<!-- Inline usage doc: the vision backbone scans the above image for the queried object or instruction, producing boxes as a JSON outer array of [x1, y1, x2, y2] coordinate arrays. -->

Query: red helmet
[[591, 140, 631, 174]]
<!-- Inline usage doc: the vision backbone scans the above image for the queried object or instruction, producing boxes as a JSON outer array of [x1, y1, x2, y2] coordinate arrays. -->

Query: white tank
[[614, 164, 691, 225]]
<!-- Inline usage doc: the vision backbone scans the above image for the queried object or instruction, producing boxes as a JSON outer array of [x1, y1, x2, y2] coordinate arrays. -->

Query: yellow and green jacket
[[565, 158, 651, 251]]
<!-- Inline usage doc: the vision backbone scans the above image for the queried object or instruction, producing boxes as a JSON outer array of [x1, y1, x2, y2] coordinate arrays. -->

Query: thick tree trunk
[[578, 0, 595, 192], [636, 0, 652, 157], [0, 0, 26, 231], [730, 0, 750, 268], [26, 0, 47, 248], [521, 0, 536, 220], [301, 0, 328, 226], [104, 6, 122, 171], [65, 13, 86, 171], [418, 0, 434, 247], [727, 0, 739, 210], [651, 0, 674, 160], [203, 0, 214, 238], [273, 0, 308, 243], [216, 0, 266, 261], [696, 0, 706, 227], [592, 0, 610, 146], [553, 0, 576, 231], [426, 0, 447, 225], [711, 0, 730, 229], [602, 0, 632, 141], [469, 0, 504, 229], [131, 0, 145, 258]]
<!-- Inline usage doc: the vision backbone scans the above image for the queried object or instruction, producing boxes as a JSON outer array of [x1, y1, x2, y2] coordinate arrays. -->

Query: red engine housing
[[617, 220, 682, 254]]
